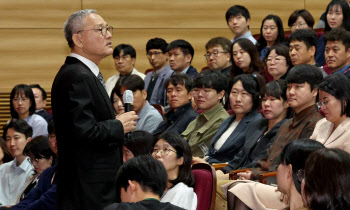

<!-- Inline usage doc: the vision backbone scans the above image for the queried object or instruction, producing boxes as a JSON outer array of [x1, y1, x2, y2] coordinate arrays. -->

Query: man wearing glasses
[[144, 38, 174, 107], [51, 9, 138, 209], [204, 37, 232, 77]]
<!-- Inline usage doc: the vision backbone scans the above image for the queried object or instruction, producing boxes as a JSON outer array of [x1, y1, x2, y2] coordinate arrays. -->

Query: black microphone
[[123, 90, 134, 138]]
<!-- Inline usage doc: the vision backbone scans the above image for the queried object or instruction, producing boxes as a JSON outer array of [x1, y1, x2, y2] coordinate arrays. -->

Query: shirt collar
[[12, 157, 33, 172], [232, 31, 252, 42], [333, 63, 350, 75], [70, 53, 100, 77], [138, 101, 150, 119], [180, 66, 190, 74], [290, 104, 319, 128], [202, 103, 224, 121]]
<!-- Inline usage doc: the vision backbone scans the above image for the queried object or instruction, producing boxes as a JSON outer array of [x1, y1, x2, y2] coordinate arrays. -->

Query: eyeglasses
[[192, 88, 215, 97], [77, 26, 113, 36], [316, 99, 334, 108], [291, 22, 307, 28], [266, 57, 286, 63], [151, 148, 176, 156], [146, 51, 163, 58], [204, 51, 228, 59], [29, 157, 42, 164], [297, 169, 305, 182], [13, 97, 29, 103]]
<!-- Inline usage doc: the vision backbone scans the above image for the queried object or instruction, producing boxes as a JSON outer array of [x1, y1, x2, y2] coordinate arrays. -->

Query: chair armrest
[[212, 163, 228, 170], [228, 168, 252, 180], [258, 171, 277, 184]]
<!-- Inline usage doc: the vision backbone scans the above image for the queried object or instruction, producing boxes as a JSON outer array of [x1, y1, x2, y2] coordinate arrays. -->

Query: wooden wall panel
[[305, 0, 329, 27]]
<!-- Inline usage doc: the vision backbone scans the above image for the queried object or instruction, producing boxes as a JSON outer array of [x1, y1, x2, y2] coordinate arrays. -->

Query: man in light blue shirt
[[0, 119, 34, 206], [225, 5, 257, 45]]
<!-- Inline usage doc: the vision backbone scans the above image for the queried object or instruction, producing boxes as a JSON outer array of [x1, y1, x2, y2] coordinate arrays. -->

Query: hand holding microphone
[[116, 90, 138, 134]]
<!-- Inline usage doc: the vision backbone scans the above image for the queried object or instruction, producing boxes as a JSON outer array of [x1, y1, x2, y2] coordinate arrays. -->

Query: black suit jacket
[[51, 56, 124, 210], [186, 66, 198, 78]]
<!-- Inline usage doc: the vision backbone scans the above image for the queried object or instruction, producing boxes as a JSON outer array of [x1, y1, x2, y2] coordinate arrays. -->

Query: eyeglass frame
[[192, 88, 216, 97], [316, 99, 334, 108], [204, 51, 228, 60], [151, 148, 177, 156], [266, 57, 286, 64], [291, 22, 307, 28], [146, 51, 164, 58], [77, 25, 113, 36]]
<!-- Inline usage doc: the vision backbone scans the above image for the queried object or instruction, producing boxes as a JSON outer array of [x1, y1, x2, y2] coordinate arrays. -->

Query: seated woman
[[230, 38, 266, 91], [152, 132, 197, 210], [0, 138, 12, 165], [193, 74, 261, 165], [265, 44, 292, 80], [257, 15, 285, 61], [288, 9, 315, 32], [14, 135, 56, 204], [10, 84, 48, 137], [311, 74, 350, 153], [227, 139, 324, 210], [110, 86, 125, 115], [302, 148, 350, 209], [122, 130, 154, 162]]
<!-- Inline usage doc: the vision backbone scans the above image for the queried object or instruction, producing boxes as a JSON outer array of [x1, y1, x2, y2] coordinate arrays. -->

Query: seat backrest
[[192, 163, 216, 210]]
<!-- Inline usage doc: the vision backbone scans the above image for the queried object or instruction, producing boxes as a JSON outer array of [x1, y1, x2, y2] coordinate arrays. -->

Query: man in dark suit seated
[[51, 9, 138, 210], [103, 155, 184, 210], [29, 84, 52, 123], [167, 39, 198, 78]]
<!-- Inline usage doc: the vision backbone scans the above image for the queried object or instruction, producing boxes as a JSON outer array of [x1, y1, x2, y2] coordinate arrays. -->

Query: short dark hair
[[303, 148, 350, 209], [319, 73, 350, 117], [225, 5, 250, 25], [23, 135, 56, 165], [167, 39, 194, 62], [3, 119, 33, 139], [0, 137, 13, 163], [193, 70, 229, 94], [146, 38, 168, 53], [205, 37, 231, 52], [10, 84, 36, 119], [264, 44, 292, 73], [113, 44, 136, 58], [262, 79, 288, 102], [154, 132, 195, 188], [165, 74, 193, 93], [116, 155, 168, 198], [115, 75, 145, 97], [230, 74, 260, 110], [288, 29, 318, 52], [325, 0, 350, 32], [324, 28, 350, 51], [230, 38, 265, 78], [124, 131, 154, 157], [279, 139, 324, 194], [48, 120, 55, 135], [288, 9, 315, 28], [286, 64, 323, 91], [257, 15, 285, 52], [29, 84, 47, 100]]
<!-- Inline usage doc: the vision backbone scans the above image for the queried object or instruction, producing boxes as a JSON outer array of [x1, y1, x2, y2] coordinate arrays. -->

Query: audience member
[[110, 87, 125, 115], [302, 148, 350, 209], [288, 9, 315, 32], [0, 120, 33, 206], [204, 37, 232, 76], [257, 14, 285, 60], [29, 84, 52, 123], [0, 138, 12, 165], [182, 71, 229, 157], [116, 75, 163, 133], [106, 44, 145, 96], [153, 74, 198, 136], [311, 74, 350, 152], [194, 74, 262, 165], [47, 121, 57, 156], [104, 155, 185, 210], [316, 0, 350, 66], [10, 84, 48, 138], [144, 37, 173, 107], [225, 5, 257, 44], [122, 130, 154, 162], [265, 44, 292, 80], [230, 38, 266, 90], [167, 39, 198, 78], [152, 132, 197, 210], [324, 28, 350, 78]]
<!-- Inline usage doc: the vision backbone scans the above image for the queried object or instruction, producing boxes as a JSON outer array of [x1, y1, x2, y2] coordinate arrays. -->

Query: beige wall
[[0, 0, 329, 92]]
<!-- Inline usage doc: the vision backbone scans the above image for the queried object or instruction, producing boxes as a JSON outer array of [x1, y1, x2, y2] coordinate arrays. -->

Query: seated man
[[144, 38, 173, 106], [104, 155, 184, 210], [167, 39, 198, 78], [289, 29, 328, 77], [117, 75, 163, 133], [226, 5, 257, 45], [204, 37, 232, 76], [324, 28, 350, 78], [106, 44, 145, 96], [0, 120, 33, 206], [29, 84, 52, 123], [153, 74, 198, 136], [182, 70, 229, 157]]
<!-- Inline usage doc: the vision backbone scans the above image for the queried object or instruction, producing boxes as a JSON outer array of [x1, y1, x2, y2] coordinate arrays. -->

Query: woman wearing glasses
[[152, 132, 197, 210], [310, 73, 350, 153], [288, 9, 315, 32], [10, 84, 48, 138], [265, 44, 292, 81]]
